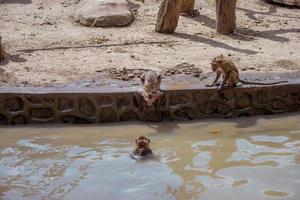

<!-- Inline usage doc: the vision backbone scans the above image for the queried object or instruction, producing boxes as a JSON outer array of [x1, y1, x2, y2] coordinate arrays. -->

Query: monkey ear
[[141, 74, 145, 84]]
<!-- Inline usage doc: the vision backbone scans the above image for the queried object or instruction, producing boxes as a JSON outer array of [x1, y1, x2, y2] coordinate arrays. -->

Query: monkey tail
[[239, 79, 288, 85]]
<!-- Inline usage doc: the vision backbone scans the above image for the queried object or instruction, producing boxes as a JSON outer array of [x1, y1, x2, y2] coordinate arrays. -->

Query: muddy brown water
[[0, 114, 300, 200]]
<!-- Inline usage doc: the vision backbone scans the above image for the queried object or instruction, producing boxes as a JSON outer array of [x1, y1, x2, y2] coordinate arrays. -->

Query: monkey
[[0, 36, 5, 61], [206, 55, 287, 90], [131, 136, 153, 160], [138, 70, 164, 107]]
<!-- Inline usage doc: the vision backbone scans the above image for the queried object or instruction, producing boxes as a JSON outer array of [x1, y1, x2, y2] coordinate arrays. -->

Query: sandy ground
[[0, 0, 299, 87]]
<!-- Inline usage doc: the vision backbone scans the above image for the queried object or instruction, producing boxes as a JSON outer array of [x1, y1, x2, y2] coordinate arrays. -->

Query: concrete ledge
[[0, 82, 300, 125]]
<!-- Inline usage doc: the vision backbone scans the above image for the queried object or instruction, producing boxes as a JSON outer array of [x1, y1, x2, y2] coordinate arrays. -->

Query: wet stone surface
[[99, 107, 118, 123], [11, 115, 27, 125], [4, 97, 24, 112], [79, 97, 96, 117], [0, 83, 299, 125], [58, 97, 74, 112], [30, 108, 54, 121]]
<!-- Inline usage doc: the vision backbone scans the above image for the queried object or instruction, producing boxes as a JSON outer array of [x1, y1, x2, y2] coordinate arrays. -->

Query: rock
[[73, 0, 134, 27], [128, 74, 134, 79], [40, 18, 56, 25]]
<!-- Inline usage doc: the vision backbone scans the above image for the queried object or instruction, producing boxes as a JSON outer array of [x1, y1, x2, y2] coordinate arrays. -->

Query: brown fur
[[131, 136, 153, 159], [0, 36, 5, 61], [207, 55, 287, 90], [140, 71, 164, 107]]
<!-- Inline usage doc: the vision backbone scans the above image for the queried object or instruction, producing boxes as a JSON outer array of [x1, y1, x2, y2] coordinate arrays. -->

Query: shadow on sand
[[0, 53, 27, 66], [171, 32, 259, 55]]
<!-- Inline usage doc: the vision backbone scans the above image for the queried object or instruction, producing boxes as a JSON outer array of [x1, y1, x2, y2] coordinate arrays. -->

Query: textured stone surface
[[0, 83, 299, 125], [73, 0, 134, 27], [58, 97, 74, 112], [97, 96, 113, 106], [30, 108, 54, 121], [4, 97, 24, 112], [27, 96, 43, 105], [79, 97, 96, 117], [0, 114, 7, 125], [99, 107, 117, 122], [12, 115, 27, 125]]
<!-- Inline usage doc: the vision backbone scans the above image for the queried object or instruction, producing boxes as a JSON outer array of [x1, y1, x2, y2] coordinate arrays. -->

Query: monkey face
[[211, 61, 219, 72], [141, 72, 161, 90], [141, 71, 162, 107], [135, 136, 150, 148], [211, 55, 224, 72]]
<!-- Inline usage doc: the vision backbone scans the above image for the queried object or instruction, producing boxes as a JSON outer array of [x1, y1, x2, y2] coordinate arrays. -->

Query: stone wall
[[0, 83, 299, 125]]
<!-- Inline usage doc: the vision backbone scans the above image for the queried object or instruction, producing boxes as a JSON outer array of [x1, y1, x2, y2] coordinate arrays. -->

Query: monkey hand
[[206, 84, 215, 87]]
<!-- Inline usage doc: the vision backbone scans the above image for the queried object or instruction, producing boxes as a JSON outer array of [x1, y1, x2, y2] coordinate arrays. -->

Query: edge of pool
[[0, 81, 299, 125]]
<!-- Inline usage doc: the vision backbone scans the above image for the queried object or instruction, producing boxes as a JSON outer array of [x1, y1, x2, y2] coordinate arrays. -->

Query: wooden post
[[155, 0, 183, 33], [216, 0, 237, 34], [181, 0, 195, 15]]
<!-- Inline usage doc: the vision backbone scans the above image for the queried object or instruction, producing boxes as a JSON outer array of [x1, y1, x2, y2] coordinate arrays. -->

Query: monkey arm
[[157, 91, 165, 107], [219, 72, 229, 90], [135, 91, 145, 111], [207, 71, 221, 87]]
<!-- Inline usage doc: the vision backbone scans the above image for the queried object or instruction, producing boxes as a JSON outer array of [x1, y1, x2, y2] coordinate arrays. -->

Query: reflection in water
[[0, 114, 300, 200], [263, 190, 291, 198]]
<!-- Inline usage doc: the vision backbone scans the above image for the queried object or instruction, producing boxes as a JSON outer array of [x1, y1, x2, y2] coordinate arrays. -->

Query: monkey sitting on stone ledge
[[131, 136, 153, 160], [206, 54, 287, 91]]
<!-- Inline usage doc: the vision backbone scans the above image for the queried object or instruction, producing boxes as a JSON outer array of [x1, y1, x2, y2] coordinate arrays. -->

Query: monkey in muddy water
[[206, 55, 287, 90], [0, 36, 5, 61], [138, 70, 164, 108], [131, 136, 153, 160]]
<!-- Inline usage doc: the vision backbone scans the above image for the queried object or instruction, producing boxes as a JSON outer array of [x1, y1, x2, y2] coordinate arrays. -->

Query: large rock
[[73, 0, 134, 27], [266, 0, 300, 7]]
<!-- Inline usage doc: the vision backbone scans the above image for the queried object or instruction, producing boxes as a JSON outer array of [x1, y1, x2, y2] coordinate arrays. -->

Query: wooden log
[[181, 0, 195, 15], [155, 0, 183, 33], [216, 0, 237, 34]]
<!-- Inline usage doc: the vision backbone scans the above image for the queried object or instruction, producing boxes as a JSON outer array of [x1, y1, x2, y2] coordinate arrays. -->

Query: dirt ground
[[0, 0, 299, 87]]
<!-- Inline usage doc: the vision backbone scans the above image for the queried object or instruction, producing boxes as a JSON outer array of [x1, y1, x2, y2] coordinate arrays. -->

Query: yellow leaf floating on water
[[210, 129, 221, 133]]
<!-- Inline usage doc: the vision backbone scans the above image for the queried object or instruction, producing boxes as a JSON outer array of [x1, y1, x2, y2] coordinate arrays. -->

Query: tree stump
[[155, 0, 183, 33], [216, 0, 237, 34], [181, 0, 195, 15]]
